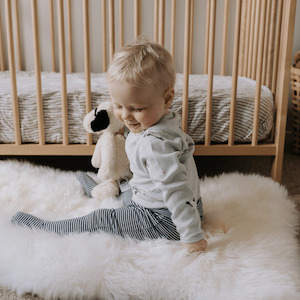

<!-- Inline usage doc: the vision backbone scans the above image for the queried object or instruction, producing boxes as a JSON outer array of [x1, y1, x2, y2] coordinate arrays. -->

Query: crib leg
[[270, 151, 284, 183]]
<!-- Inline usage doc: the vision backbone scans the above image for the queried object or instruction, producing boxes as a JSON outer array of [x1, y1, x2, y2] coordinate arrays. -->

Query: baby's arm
[[182, 239, 207, 253], [145, 135, 207, 253]]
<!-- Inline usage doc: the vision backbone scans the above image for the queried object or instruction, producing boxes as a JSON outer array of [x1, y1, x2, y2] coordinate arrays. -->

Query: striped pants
[[11, 173, 203, 241]]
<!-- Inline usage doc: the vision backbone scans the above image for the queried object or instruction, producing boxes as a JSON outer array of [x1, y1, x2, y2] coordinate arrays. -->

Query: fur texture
[[0, 160, 299, 300]]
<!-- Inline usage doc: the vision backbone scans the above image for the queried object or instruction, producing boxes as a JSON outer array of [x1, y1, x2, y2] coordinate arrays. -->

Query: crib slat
[[228, 0, 242, 146], [0, 5, 5, 71], [204, 0, 210, 74], [182, 0, 191, 133], [119, 0, 124, 48], [271, 0, 297, 182], [158, 0, 165, 46], [31, 0, 45, 145], [134, 0, 141, 39], [251, 0, 260, 80], [253, 0, 259, 75], [5, 0, 21, 145], [247, 0, 256, 78], [272, 0, 283, 96], [241, 0, 250, 76], [220, 0, 229, 76], [83, 0, 92, 146], [102, 0, 107, 72], [83, 1, 91, 96], [49, 0, 56, 72], [266, 0, 276, 89], [154, 0, 159, 42], [57, 0, 69, 145], [262, 0, 271, 85], [238, 0, 246, 77], [13, 0, 22, 70], [205, 0, 216, 146], [170, 0, 176, 59], [66, 0, 73, 73], [252, 0, 267, 146], [243, 0, 252, 77], [108, 0, 115, 63], [188, 0, 194, 74]]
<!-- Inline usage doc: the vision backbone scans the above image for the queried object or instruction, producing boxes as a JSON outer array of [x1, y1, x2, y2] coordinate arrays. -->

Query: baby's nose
[[122, 109, 131, 120]]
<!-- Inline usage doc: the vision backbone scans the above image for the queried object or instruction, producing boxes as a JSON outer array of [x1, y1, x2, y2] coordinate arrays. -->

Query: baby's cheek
[[143, 115, 159, 127], [114, 112, 123, 123]]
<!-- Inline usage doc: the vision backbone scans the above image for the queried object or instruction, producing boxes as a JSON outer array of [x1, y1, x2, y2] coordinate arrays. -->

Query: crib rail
[[0, 0, 297, 182]]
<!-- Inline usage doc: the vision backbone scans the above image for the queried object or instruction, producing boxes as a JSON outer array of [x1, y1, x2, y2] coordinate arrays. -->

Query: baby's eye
[[134, 108, 144, 112]]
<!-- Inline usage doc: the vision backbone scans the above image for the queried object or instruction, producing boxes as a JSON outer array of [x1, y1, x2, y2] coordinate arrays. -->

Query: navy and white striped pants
[[11, 175, 203, 241]]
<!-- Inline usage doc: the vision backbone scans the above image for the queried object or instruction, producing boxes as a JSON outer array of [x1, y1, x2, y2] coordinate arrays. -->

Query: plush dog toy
[[83, 102, 131, 200]]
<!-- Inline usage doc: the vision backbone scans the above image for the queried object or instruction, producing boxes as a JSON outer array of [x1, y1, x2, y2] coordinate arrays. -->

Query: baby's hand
[[182, 239, 208, 254]]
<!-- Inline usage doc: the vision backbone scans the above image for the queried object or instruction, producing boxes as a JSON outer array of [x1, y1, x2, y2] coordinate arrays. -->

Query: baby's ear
[[164, 88, 175, 108], [91, 110, 110, 132]]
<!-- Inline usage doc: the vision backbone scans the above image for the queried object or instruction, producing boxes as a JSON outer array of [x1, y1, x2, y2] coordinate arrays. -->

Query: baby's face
[[108, 80, 171, 134]]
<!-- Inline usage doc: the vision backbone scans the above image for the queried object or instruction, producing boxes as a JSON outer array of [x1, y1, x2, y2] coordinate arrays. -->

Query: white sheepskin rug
[[0, 160, 299, 300]]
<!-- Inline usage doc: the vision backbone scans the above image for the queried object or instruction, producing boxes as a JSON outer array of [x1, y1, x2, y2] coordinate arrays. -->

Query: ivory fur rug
[[0, 160, 299, 300]]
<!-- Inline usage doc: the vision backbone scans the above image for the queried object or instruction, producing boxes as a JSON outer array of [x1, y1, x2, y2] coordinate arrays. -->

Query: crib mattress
[[0, 71, 274, 144]]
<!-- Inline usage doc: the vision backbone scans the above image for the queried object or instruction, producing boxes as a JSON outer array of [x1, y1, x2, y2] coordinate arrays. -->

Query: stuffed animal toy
[[294, 51, 300, 68], [83, 102, 132, 200]]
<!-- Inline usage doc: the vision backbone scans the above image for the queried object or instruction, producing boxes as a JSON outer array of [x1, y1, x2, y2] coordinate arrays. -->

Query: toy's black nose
[[91, 109, 110, 132]]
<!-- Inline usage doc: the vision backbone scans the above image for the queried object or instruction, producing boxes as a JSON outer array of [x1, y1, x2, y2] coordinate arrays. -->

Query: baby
[[11, 37, 207, 253]]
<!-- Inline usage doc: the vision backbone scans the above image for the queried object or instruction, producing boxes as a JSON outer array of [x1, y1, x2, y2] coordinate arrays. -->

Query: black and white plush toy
[[83, 102, 132, 200]]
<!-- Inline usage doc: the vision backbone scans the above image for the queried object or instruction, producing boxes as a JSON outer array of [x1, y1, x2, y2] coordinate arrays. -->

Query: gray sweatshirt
[[125, 111, 204, 243]]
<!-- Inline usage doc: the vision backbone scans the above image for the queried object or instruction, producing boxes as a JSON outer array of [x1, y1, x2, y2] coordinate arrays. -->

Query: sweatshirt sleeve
[[144, 135, 204, 243]]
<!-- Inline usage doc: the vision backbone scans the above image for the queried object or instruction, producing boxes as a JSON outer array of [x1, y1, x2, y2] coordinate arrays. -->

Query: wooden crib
[[0, 0, 297, 182]]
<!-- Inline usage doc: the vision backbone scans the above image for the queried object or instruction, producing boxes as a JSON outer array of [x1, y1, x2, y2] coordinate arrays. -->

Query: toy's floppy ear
[[91, 109, 110, 132]]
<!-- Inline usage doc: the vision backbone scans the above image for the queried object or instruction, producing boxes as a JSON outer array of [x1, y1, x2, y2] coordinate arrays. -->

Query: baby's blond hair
[[107, 36, 176, 93]]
